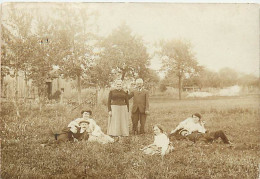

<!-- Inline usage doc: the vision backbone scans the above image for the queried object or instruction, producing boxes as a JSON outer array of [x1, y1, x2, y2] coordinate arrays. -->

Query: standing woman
[[107, 79, 129, 136]]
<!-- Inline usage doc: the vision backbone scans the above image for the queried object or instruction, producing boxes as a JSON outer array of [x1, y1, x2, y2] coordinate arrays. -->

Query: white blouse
[[171, 117, 206, 135]]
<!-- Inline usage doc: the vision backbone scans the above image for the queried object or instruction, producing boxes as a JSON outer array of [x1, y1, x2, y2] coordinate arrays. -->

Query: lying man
[[72, 109, 114, 144], [169, 113, 232, 144], [55, 118, 90, 143]]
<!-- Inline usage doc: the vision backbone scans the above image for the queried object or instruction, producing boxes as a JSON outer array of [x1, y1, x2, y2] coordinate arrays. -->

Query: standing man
[[129, 78, 149, 135]]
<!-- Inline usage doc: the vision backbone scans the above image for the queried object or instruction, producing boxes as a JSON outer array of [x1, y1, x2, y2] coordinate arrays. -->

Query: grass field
[[1, 95, 260, 178]]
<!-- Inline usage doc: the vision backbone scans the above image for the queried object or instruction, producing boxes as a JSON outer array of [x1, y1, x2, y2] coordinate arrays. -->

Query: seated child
[[140, 125, 174, 156]]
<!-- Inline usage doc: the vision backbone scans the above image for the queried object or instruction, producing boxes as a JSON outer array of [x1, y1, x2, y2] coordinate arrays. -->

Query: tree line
[[1, 3, 259, 105]]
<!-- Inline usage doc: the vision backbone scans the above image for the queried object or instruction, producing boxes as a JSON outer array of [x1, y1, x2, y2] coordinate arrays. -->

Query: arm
[[128, 91, 134, 100], [198, 121, 207, 133], [170, 120, 187, 134], [67, 121, 80, 134], [145, 90, 149, 114]]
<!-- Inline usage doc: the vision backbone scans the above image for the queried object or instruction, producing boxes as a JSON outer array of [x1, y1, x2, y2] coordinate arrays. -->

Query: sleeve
[[198, 122, 206, 133], [170, 120, 186, 134], [68, 120, 80, 128], [128, 91, 134, 100], [108, 91, 112, 112], [145, 90, 149, 111]]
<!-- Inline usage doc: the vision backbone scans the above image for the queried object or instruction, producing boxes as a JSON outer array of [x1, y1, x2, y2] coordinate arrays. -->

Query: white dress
[[143, 133, 174, 155]]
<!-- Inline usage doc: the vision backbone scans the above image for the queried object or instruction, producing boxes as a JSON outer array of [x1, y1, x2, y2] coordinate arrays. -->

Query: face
[[136, 79, 143, 88], [153, 126, 161, 135], [80, 122, 89, 130], [115, 80, 122, 90], [192, 115, 200, 123], [82, 112, 90, 119]]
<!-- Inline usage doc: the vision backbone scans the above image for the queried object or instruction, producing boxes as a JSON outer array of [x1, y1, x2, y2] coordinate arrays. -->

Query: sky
[[87, 3, 259, 76], [2, 2, 259, 76]]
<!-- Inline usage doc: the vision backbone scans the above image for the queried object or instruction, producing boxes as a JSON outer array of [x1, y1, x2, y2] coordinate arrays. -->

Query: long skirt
[[107, 105, 129, 136]]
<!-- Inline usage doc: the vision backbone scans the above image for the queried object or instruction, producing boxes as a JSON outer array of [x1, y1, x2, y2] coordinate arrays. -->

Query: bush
[[159, 84, 167, 92]]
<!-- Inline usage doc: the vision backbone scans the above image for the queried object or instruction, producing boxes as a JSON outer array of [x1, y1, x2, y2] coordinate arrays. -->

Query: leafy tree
[[54, 6, 98, 103], [191, 68, 220, 88], [238, 73, 259, 87], [99, 23, 150, 84], [218, 67, 238, 87], [159, 39, 201, 99], [159, 83, 167, 92], [1, 5, 36, 116], [145, 69, 160, 90]]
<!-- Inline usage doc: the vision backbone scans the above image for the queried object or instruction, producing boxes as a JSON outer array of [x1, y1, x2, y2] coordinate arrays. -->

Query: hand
[[109, 111, 112, 117], [145, 110, 149, 115]]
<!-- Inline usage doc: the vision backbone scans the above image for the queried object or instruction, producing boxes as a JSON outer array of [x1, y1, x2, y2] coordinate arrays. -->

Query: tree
[[55, 5, 98, 103], [159, 39, 201, 100], [238, 73, 259, 87], [1, 5, 36, 116], [193, 68, 221, 88], [99, 23, 150, 84], [218, 67, 238, 87]]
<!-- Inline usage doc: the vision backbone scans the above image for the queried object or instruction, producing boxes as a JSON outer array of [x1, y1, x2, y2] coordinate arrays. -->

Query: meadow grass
[[1, 95, 260, 178]]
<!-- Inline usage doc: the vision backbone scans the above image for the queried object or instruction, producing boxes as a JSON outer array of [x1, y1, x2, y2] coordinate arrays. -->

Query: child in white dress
[[141, 125, 174, 156]]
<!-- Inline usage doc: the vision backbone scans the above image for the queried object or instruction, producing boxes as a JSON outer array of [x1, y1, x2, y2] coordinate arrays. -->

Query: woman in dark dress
[[107, 79, 129, 136]]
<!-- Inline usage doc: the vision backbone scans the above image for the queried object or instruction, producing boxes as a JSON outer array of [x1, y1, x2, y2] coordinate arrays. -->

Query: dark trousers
[[170, 130, 230, 144], [131, 108, 146, 134]]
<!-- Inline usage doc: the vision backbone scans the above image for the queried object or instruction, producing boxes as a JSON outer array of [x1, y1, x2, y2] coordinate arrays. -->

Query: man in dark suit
[[128, 78, 149, 135]]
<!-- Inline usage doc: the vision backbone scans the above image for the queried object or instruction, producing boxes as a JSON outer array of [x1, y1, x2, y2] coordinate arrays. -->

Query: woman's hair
[[192, 113, 201, 119], [81, 110, 92, 115], [153, 124, 164, 133]]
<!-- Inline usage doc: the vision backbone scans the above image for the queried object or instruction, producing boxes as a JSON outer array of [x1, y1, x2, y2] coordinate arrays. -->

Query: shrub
[[159, 84, 167, 92]]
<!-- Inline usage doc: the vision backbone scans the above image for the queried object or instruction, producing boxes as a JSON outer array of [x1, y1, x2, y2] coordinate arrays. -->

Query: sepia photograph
[[1, 2, 259, 178]]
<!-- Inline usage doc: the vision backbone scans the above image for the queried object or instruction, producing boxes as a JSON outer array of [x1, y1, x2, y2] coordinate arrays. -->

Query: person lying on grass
[[169, 113, 232, 144], [71, 110, 114, 144], [140, 125, 174, 156], [54, 119, 90, 143]]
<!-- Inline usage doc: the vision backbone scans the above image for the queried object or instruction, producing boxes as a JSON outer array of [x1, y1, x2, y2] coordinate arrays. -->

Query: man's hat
[[78, 119, 90, 125]]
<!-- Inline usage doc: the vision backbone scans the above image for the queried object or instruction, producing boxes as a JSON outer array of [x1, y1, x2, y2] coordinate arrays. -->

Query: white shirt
[[171, 117, 206, 135], [153, 133, 170, 155]]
